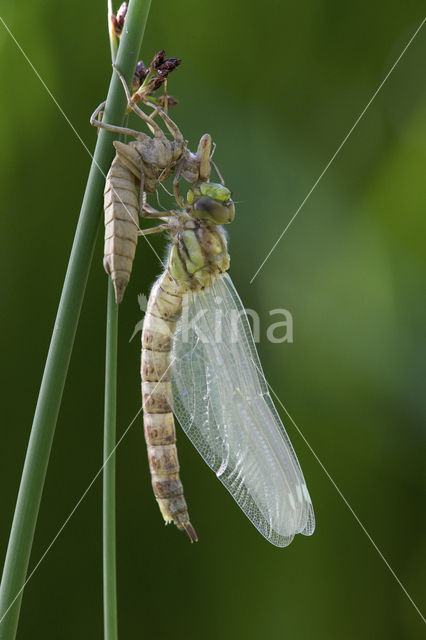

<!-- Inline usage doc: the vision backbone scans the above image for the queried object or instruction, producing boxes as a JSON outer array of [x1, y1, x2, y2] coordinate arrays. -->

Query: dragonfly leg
[[209, 140, 225, 185], [144, 98, 185, 144], [148, 78, 170, 116], [173, 157, 186, 209], [211, 159, 225, 185], [90, 101, 144, 139], [162, 78, 169, 115], [142, 205, 172, 218], [142, 200, 179, 220], [138, 173, 146, 217], [91, 100, 105, 125], [138, 223, 170, 236], [113, 64, 163, 137], [140, 179, 178, 219]]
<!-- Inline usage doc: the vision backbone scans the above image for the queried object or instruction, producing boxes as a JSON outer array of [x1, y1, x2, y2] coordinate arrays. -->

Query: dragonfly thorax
[[169, 220, 230, 289]]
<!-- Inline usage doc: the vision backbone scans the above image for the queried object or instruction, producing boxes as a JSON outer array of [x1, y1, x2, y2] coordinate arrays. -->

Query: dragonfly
[[91, 65, 216, 304], [139, 181, 315, 547]]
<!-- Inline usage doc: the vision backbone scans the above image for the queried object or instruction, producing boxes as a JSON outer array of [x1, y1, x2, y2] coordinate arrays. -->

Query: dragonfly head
[[187, 182, 235, 225]]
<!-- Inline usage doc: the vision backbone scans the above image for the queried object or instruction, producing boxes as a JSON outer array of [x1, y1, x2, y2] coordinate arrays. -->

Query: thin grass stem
[[102, 8, 130, 636], [0, 2, 151, 638], [103, 280, 119, 640]]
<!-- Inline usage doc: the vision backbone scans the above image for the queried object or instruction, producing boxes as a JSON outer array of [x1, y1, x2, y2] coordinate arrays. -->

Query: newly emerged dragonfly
[[91, 66, 215, 303], [140, 182, 315, 547]]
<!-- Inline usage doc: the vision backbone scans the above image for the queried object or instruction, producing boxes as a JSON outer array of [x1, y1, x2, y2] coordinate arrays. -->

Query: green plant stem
[[0, 2, 151, 639], [103, 17, 119, 640], [102, 17, 134, 638], [103, 280, 119, 640], [107, 0, 119, 60]]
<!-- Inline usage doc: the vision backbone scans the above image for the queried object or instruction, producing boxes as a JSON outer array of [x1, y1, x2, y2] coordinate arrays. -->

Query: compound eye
[[194, 196, 235, 224], [200, 182, 232, 202]]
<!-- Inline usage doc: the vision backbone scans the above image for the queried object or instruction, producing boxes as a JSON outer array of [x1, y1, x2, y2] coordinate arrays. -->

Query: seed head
[[110, 2, 127, 36], [150, 50, 166, 70]]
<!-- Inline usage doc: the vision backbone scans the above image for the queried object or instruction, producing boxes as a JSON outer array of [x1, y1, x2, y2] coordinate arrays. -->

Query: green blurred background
[[1, 1, 425, 638]]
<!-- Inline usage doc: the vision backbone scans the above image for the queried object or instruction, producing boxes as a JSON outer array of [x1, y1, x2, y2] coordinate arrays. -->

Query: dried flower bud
[[116, 3, 127, 30], [154, 94, 179, 110], [135, 60, 148, 79], [150, 50, 166, 70], [129, 50, 182, 105], [157, 58, 182, 78], [110, 2, 127, 37], [132, 60, 148, 91], [167, 96, 178, 108], [110, 15, 119, 34], [148, 76, 165, 92], [161, 58, 181, 72]]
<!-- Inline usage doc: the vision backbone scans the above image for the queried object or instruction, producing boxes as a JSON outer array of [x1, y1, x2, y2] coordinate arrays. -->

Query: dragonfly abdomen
[[104, 155, 140, 303], [141, 271, 198, 542]]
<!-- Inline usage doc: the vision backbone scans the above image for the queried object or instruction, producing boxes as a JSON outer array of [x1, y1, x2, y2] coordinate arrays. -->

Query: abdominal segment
[[141, 271, 197, 542], [104, 155, 140, 304]]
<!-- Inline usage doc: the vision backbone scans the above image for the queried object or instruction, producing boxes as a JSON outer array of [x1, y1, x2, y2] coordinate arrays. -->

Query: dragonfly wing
[[171, 273, 315, 546]]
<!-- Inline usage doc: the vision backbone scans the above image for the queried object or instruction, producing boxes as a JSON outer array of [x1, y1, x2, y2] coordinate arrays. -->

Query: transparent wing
[[171, 273, 315, 547]]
